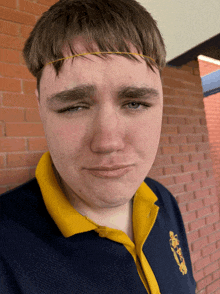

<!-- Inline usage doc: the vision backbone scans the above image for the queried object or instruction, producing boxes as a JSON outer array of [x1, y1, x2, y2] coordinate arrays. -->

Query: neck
[[82, 200, 134, 242]]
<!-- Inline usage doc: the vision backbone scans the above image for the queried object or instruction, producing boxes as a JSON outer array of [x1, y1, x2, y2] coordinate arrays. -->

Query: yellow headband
[[45, 52, 156, 66]]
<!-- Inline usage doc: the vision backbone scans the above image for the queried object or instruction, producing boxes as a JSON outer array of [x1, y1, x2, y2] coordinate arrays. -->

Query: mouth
[[86, 165, 133, 179]]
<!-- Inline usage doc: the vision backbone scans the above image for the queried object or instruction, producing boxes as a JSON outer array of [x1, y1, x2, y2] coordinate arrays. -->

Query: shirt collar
[[36, 152, 158, 238]]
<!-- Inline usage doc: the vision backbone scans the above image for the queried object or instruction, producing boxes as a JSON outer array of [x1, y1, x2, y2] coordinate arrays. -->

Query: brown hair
[[22, 0, 166, 96]]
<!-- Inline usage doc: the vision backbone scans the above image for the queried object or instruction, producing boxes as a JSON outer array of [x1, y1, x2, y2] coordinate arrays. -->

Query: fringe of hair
[[22, 0, 167, 94]]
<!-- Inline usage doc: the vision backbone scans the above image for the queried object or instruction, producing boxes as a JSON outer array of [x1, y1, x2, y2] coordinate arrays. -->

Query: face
[[36, 43, 163, 212]]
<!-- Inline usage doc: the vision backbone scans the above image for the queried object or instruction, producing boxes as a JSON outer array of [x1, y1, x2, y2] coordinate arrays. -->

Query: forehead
[[40, 52, 162, 100]]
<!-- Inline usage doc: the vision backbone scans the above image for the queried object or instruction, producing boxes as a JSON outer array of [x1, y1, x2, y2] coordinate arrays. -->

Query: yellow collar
[[35, 152, 158, 239]]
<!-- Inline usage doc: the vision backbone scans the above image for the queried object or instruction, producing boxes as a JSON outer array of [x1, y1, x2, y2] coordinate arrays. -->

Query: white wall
[[139, 0, 220, 62]]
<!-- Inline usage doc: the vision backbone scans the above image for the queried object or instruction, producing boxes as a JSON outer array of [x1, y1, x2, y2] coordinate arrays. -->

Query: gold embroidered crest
[[169, 231, 187, 275]]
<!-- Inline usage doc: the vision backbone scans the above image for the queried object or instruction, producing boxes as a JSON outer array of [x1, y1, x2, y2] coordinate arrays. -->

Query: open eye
[[125, 102, 151, 110]]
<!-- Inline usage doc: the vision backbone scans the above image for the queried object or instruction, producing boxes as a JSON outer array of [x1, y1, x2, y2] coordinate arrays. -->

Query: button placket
[[96, 227, 108, 238]]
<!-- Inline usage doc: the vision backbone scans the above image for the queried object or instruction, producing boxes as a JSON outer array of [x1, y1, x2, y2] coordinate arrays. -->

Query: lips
[[89, 165, 130, 171], [86, 165, 133, 178]]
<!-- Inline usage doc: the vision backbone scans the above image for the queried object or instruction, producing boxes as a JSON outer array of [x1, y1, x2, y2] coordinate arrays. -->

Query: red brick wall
[[198, 57, 220, 77], [198, 57, 220, 213], [0, 1, 220, 293], [148, 64, 220, 293], [0, 0, 50, 193]]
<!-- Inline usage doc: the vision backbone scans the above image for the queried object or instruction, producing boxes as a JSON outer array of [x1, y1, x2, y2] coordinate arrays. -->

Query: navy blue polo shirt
[[0, 152, 196, 293]]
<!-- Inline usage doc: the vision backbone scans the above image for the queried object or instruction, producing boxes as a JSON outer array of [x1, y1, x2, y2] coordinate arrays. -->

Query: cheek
[[132, 109, 162, 132], [44, 118, 86, 152], [128, 111, 162, 151]]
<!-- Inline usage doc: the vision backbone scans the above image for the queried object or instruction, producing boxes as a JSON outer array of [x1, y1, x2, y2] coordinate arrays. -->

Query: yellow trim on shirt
[[35, 152, 97, 236], [35, 151, 161, 294]]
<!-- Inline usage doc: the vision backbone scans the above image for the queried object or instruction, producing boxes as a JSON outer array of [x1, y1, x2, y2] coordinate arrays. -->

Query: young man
[[0, 0, 196, 293]]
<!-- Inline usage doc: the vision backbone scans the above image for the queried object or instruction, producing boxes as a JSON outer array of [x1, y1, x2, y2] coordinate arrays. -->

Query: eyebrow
[[47, 84, 160, 106]]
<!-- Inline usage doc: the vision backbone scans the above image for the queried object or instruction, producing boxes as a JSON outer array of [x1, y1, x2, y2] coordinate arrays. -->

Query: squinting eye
[[57, 106, 87, 113]]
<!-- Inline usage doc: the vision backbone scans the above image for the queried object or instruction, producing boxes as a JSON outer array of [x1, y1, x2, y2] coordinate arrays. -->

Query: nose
[[90, 105, 125, 154]]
